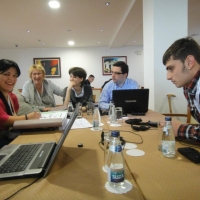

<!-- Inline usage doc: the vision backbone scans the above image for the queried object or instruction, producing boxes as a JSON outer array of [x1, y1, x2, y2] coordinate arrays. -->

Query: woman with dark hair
[[63, 67, 93, 109], [0, 59, 41, 148]]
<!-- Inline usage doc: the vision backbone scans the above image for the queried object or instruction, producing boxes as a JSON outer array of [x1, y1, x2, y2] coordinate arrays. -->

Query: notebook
[[0, 104, 78, 180], [112, 89, 149, 115]]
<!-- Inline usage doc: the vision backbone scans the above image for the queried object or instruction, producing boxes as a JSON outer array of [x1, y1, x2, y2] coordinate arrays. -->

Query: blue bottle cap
[[165, 116, 172, 121], [111, 130, 120, 137]]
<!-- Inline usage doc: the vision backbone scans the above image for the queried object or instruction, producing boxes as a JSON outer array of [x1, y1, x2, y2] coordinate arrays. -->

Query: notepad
[[13, 111, 68, 130]]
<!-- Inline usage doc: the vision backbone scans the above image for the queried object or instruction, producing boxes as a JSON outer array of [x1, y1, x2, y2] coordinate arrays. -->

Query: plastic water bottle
[[107, 130, 125, 188], [92, 105, 101, 130], [162, 116, 176, 158]]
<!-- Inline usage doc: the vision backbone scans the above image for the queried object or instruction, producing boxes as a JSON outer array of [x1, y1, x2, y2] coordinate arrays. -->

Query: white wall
[[143, 0, 188, 119], [0, 46, 143, 104]]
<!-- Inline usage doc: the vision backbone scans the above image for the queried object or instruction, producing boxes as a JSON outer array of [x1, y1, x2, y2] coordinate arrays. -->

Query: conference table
[[0, 110, 200, 200]]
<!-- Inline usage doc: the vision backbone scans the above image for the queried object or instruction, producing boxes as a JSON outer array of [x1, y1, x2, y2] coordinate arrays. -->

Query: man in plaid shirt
[[163, 37, 200, 141]]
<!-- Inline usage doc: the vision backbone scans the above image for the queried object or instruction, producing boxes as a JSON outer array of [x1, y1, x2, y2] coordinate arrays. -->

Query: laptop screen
[[43, 103, 79, 177], [112, 89, 149, 114]]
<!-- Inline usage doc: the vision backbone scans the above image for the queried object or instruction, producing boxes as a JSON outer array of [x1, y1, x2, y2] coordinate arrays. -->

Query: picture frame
[[33, 57, 61, 78], [102, 56, 127, 75]]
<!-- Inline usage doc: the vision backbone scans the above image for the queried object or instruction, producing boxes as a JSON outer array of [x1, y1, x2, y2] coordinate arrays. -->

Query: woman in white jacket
[[22, 64, 64, 111]]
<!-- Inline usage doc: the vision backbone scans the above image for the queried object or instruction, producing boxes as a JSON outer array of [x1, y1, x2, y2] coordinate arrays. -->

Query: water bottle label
[[109, 145, 122, 152], [162, 143, 168, 153], [92, 120, 99, 128], [108, 168, 124, 183], [163, 127, 167, 132], [163, 127, 169, 136]]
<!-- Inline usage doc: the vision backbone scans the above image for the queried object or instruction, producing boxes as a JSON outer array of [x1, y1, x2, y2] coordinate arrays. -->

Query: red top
[[0, 92, 19, 131]]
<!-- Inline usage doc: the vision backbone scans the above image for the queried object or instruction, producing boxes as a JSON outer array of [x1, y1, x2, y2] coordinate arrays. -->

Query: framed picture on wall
[[33, 57, 61, 78], [102, 56, 127, 75]]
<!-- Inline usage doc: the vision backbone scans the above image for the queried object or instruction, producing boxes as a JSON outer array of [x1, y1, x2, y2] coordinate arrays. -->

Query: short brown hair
[[69, 67, 87, 87]]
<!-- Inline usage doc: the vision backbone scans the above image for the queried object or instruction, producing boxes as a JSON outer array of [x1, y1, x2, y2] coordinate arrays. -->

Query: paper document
[[59, 118, 92, 130], [41, 111, 67, 120]]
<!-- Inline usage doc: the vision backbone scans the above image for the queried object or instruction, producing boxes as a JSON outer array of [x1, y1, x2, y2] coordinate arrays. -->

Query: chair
[[92, 95, 96, 103], [162, 94, 191, 123]]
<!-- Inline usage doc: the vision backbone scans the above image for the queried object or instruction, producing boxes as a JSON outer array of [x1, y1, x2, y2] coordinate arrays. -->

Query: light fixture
[[100, 29, 103, 31], [27, 30, 30, 33], [134, 41, 136, 43], [68, 41, 74, 45], [98, 42, 100, 44], [49, 1, 60, 9], [105, 2, 110, 6]]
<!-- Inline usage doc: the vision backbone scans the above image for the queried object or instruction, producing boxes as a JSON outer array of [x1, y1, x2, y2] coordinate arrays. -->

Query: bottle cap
[[165, 116, 172, 121], [111, 130, 120, 137]]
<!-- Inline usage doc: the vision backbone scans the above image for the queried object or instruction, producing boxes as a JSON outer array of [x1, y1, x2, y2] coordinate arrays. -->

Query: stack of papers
[[59, 118, 92, 130], [40, 111, 67, 120], [13, 111, 68, 130]]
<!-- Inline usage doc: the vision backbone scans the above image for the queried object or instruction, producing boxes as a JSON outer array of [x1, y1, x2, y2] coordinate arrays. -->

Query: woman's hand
[[82, 106, 87, 112], [68, 81, 75, 90], [27, 112, 41, 120], [42, 107, 51, 112]]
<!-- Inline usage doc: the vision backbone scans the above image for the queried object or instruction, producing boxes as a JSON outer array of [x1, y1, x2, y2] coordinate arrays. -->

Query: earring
[[188, 68, 191, 70]]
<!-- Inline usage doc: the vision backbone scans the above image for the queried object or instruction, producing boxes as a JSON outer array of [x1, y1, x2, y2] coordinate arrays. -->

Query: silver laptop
[[112, 89, 149, 115], [0, 104, 78, 180]]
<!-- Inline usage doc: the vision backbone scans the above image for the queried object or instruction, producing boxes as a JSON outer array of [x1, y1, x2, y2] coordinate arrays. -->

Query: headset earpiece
[[132, 125, 150, 131], [125, 118, 142, 124]]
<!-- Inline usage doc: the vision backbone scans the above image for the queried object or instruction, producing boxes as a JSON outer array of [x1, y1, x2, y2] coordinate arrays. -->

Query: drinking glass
[[157, 122, 165, 151], [77, 103, 82, 118], [103, 131, 111, 172], [86, 101, 94, 116], [115, 107, 123, 125]]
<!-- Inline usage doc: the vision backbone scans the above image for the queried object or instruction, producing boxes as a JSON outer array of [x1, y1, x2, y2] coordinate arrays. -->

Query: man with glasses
[[99, 61, 139, 110]]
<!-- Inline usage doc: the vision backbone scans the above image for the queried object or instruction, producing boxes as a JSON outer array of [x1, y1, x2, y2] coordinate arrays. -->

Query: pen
[[32, 106, 37, 112]]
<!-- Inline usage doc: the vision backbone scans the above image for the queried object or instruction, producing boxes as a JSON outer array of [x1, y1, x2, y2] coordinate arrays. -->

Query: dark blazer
[[84, 79, 90, 86], [63, 85, 93, 107]]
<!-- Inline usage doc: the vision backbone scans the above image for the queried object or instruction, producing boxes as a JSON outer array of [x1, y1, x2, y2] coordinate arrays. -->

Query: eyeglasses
[[111, 71, 123, 75]]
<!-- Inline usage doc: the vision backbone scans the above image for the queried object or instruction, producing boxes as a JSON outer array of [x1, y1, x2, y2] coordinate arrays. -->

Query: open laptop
[[0, 104, 78, 180], [112, 89, 149, 115]]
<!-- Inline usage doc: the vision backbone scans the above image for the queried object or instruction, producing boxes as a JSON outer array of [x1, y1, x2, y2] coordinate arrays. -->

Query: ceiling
[[0, 0, 199, 49]]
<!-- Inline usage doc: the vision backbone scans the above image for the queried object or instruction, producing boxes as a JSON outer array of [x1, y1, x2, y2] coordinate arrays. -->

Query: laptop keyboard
[[0, 144, 42, 173]]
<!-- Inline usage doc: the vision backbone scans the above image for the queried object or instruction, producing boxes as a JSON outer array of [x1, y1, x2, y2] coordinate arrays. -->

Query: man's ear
[[187, 55, 195, 69]]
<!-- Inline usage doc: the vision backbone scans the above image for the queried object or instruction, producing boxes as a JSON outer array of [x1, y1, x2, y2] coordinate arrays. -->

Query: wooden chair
[[162, 94, 191, 123], [92, 95, 96, 103]]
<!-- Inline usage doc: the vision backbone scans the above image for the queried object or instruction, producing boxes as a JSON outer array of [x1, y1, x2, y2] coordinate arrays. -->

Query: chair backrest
[[163, 107, 191, 123], [163, 94, 191, 123], [92, 95, 96, 102]]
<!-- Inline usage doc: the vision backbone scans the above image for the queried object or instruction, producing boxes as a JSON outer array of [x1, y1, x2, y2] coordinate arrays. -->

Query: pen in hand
[[32, 106, 37, 112]]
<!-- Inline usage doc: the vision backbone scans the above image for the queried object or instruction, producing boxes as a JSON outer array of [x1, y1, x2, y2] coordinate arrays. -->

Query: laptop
[[112, 89, 149, 115], [0, 104, 78, 180]]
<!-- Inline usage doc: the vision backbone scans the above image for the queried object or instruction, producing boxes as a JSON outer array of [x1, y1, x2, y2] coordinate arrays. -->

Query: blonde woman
[[22, 64, 64, 111]]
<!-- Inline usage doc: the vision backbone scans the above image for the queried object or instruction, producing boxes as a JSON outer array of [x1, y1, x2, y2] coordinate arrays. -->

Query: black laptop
[[0, 104, 78, 180], [112, 89, 149, 115]]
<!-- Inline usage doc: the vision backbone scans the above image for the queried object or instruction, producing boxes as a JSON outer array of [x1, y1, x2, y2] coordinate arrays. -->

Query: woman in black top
[[63, 67, 93, 109]]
